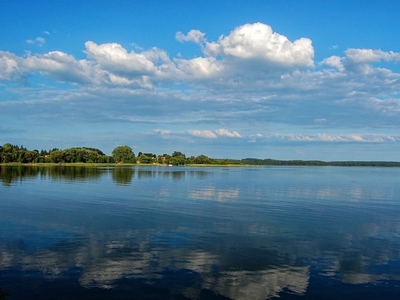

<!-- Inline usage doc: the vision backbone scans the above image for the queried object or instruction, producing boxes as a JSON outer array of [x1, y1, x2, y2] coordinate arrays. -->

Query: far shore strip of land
[[1, 160, 400, 167]]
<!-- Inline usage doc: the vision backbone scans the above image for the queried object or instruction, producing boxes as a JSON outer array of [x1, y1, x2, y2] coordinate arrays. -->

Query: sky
[[1, 0, 400, 160]]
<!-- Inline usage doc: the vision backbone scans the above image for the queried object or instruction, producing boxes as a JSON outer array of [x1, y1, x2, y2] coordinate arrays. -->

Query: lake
[[1, 165, 400, 299]]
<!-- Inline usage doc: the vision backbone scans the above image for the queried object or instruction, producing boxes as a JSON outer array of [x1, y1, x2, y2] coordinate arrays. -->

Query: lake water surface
[[1, 165, 400, 299]]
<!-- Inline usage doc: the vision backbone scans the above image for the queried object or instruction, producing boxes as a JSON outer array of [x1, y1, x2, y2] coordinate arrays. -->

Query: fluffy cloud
[[323, 49, 400, 74], [173, 24, 316, 82], [175, 29, 206, 44], [0, 50, 96, 85], [24, 51, 93, 84], [83, 42, 177, 85], [85, 41, 156, 77], [321, 55, 344, 72], [204, 23, 314, 67], [0, 51, 26, 81], [0, 23, 315, 87], [344, 49, 400, 64], [174, 57, 223, 79]]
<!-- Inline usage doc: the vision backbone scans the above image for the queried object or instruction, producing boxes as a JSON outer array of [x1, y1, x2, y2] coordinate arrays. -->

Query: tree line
[[0, 143, 241, 165], [1, 143, 399, 167], [0, 143, 111, 164]]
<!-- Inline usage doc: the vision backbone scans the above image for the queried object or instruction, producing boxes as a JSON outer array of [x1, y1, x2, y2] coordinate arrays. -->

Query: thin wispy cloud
[[26, 36, 46, 46], [188, 130, 217, 139], [153, 129, 172, 135], [266, 133, 400, 143]]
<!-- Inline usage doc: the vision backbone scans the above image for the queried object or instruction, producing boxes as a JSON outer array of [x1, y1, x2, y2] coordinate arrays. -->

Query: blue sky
[[1, 0, 400, 160]]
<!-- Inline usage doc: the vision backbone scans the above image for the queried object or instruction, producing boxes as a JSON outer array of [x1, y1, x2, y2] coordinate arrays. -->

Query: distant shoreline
[[2, 144, 399, 167]]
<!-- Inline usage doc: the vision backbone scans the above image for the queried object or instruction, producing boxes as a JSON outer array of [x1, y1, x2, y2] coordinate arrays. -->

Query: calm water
[[1, 165, 400, 299]]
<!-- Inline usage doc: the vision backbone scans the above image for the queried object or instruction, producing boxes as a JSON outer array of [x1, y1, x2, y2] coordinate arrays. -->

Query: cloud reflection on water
[[1, 220, 400, 299], [189, 187, 240, 202], [0, 235, 310, 299]]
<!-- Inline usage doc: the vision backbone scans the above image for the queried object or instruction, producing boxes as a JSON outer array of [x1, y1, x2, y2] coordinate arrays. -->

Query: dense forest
[[1, 143, 399, 167]]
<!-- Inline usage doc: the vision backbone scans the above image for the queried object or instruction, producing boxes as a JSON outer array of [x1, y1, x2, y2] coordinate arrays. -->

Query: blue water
[[1, 165, 400, 299]]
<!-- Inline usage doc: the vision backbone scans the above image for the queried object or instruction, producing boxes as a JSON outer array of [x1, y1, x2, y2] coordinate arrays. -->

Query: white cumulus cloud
[[174, 57, 223, 79], [321, 55, 344, 72], [1, 23, 317, 87], [345, 49, 400, 64], [332, 49, 400, 74], [24, 51, 92, 84], [85, 41, 156, 77], [204, 22, 314, 67], [0, 51, 26, 81]]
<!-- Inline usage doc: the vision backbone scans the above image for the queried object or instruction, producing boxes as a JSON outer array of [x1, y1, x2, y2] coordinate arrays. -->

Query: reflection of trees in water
[[137, 168, 212, 181], [186, 170, 212, 179], [138, 169, 186, 180], [112, 167, 135, 185], [0, 166, 40, 186], [137, 169, 157, 179], [1, 166, 215, 186], [171, 171, 185, 180], [0, 166, 105, 186], [135, 169, 201, 181], [49, 166, 104, 181], [134, 168, 186, 181], [158, 170, 183, 180]]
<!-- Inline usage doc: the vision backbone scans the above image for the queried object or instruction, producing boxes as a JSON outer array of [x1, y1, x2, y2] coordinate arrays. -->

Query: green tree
[[112, 145, 135, 163], [194, 154, 211, 164], [1, 143, 18, 162], [186, 155, 196, 164], [137, 154, 153, 164], [49, 150, 64, 163], [24, 150, 39, 163], [170, 151, 186, 165]]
